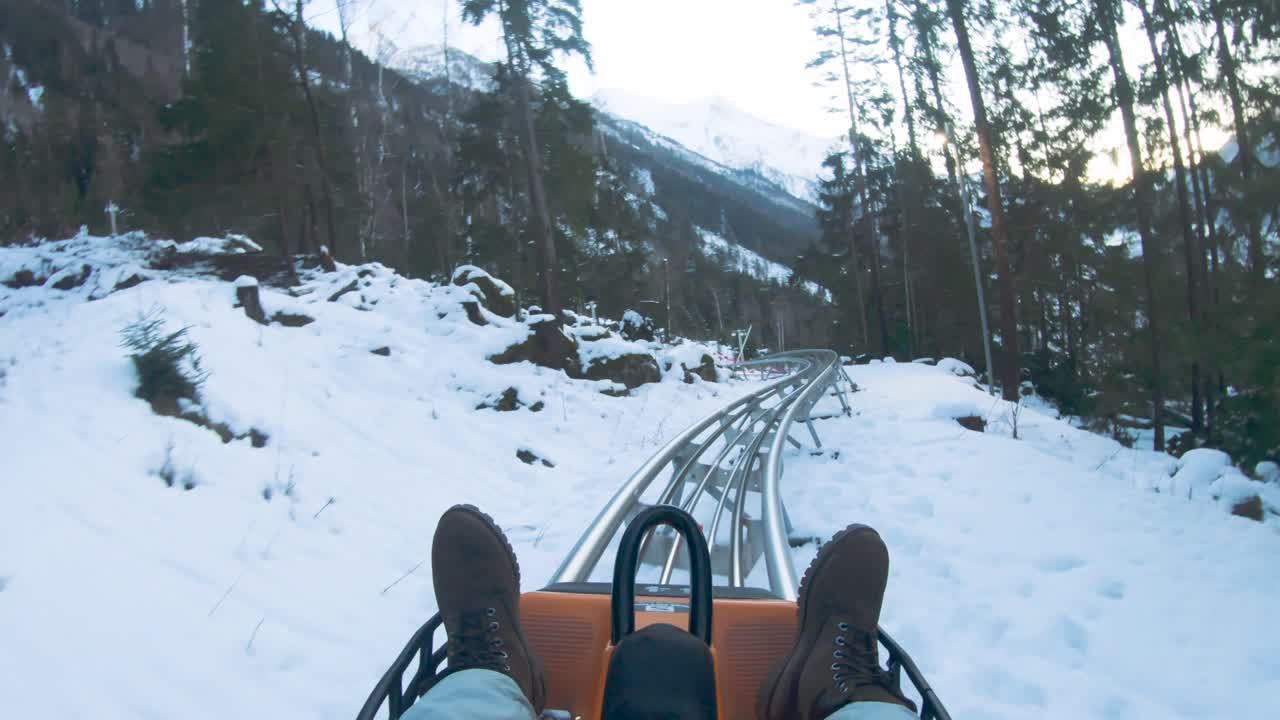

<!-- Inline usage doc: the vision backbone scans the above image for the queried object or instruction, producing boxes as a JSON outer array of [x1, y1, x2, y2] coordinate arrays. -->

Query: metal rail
[[550, 349, 848, 598], [359, 350, 953, 720]]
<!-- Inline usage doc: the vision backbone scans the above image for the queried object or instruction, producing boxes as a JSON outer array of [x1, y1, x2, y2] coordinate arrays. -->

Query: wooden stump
[[235, 276, 267, 325], [319, 245, 338, 273]]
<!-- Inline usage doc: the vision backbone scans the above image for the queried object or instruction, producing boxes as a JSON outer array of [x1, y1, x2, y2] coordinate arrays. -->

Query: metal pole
[[105, 202, 119, 237], [664, 259, 671, 341], [945, 132, 997, 395]]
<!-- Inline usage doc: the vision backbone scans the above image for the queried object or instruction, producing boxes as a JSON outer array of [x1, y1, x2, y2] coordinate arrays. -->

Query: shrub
[[1216, 388, 1279, 470], [120, 309, 208, 414]]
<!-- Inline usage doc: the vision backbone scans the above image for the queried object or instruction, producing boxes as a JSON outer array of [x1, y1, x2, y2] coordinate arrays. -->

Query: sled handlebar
[[611, 505, 713, 646]]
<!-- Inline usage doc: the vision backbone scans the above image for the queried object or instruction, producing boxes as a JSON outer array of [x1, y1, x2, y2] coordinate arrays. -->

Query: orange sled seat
[[357, 505, 949, 720], [522, 584, 795, 720], [522, 505, 794, 720]]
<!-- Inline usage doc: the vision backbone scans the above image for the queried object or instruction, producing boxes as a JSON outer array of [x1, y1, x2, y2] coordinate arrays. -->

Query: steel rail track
[[550, 349, 849, 597], [359, 351, 952, 720]]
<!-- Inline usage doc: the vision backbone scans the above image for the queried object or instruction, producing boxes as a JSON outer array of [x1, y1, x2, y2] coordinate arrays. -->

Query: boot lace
[[830, 621, 888, 694], [447, 607, 510, 673]]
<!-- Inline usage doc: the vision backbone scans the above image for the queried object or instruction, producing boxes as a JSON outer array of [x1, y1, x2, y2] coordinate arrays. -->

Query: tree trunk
[[505, 56, 560, 316], [1211, 1, 1264, 284], [945, 0, 1020, 401], [847, 204, 870, 348], [1163, 0, 1220, 440], [1096, 0, 1166, 451], [1139, 0, 1202, 436], [291, 1, 340, 261], [833, 1, 872, 351], [886, 3, 919, 356], [850, 137, 891, 357], [440, 3, 458, 273]]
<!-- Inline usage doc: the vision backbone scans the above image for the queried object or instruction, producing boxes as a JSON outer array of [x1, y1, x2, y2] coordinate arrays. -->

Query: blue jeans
[[402, 669, 917, 720]]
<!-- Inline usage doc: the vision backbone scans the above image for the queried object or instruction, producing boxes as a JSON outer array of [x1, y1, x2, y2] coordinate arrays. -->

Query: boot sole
[[756, 523, 873, 720], [445, 504, 548, 712]]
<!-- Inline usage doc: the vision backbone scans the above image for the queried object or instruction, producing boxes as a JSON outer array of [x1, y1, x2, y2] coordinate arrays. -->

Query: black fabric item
[[602, 623, 717, 720]]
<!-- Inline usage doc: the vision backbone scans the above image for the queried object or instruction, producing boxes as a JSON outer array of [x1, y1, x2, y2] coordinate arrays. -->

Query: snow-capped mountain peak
[[591, 88, 838, 203], [393, 43, 495, 92]]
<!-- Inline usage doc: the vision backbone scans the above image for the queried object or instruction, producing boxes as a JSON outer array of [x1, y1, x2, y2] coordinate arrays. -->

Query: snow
[[633, 167, 655, 196], [452, 264, 515, 298], [3, 235, 1279, 719], [1258, 461, 1279, 484], [395, 44, 496, 92], [0, 233, 757, 720], [593, 88, 836, 203], [659, 341, 716, 377], [1160, 447, 1233, 499], [695, 227, 829, 300], [233, 275, 259, 289], [172, 235, 265, 255], [576, 334, 653, 371], [936, 357, 976, 377], [780, 362, 1280, 719]]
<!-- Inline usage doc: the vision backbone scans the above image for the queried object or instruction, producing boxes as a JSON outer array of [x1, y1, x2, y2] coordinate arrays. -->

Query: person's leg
[[823, 701, 918, 720], [403, 505, 546, 720], [758, 524, 918, 720], [401, 668, 535, 720]]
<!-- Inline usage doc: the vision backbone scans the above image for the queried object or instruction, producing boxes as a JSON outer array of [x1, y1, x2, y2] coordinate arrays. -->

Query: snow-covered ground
[[2, 237, 1277, 719], [0, 235, 747, 718], [785, 363, 1280, 719]]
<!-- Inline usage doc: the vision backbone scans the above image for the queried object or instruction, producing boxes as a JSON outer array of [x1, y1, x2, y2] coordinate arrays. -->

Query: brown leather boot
[[758, 524, 917, 720], [429, 505, 546, 712]]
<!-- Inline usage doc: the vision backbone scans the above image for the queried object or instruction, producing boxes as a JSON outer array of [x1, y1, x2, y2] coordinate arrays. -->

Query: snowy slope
[[696, 227, 828, 300], [783, 363, 1280, 718], [593, 88, 838, 203], [0, 235, 747, 719], [2, 238, 1278, 719]]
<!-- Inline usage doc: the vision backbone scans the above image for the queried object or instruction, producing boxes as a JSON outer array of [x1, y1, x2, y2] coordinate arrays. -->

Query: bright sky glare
[[315, 0, 849, 138], [312, 0, 1228, 186]]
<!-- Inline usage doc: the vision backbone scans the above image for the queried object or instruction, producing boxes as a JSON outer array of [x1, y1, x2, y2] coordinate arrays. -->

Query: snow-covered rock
[[172, 234, 264, 255], [936, 358, 977, 377], [1256, 461, 1279, 484], [451, 265, 516, 318], [1165, 448, 1233, 499], [619, 310, 656, 342]]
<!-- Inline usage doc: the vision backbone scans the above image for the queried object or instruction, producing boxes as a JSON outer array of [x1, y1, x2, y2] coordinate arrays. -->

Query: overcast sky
[[314, 0, 849, 140]]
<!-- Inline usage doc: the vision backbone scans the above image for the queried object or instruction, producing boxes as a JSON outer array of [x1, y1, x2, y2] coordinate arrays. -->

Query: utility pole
[[942, 132, 996, 395], [663, 258, 671, 341]]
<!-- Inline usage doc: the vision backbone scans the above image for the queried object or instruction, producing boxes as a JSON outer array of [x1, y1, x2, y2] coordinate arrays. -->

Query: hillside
[[0, 2, 821, 325], [1, 235, 1277, 719], [593, 89, 836, 204]]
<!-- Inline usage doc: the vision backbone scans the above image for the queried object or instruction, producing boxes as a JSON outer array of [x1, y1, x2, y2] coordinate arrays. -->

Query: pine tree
[[1094, 0, 1167, 450], [944, 0, 1021, 401], [460, 0, 593, 318]]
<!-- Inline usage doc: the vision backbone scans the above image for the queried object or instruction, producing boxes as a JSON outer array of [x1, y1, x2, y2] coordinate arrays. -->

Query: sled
[[357, 505, 951, 720]]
